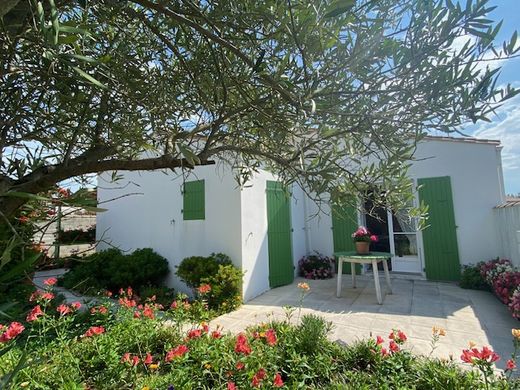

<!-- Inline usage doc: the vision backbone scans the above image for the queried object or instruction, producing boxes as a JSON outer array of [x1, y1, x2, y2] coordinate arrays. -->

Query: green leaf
[[0, 252, 41, 284], [72, 66, 107, 89], [324, 0, 356, 18], [178, 144, 201, 166], [0, 191, 50, 201]]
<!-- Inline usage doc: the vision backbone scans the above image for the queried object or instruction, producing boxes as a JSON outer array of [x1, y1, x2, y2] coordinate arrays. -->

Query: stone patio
[[211, 275, 519, 371]]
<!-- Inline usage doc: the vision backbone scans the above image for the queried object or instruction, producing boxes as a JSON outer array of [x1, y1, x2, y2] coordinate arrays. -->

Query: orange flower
[[512, 329, 520, 340], [197, 284, 212, 294], [432, 326, 446, 336], [297, 282, 310, 292]]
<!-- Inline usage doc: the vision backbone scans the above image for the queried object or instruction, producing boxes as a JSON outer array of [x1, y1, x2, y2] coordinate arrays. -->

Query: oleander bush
[[59, 248, 170, 296], [298, 253, 334, 279], [1, 280, 519, 389]]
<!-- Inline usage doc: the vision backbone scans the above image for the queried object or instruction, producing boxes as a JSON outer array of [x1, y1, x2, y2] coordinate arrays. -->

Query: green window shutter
[[183, 180, 205, 220], [332, 202, 361, 274]]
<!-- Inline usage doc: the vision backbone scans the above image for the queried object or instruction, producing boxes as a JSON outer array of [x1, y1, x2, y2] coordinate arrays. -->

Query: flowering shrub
[[351, 226, 378, 242], [1, 282, 519, 389], [480, 258, 514, 284], [492, 271, 520, 305], [509, 288, 520, 319], [298, 253, 334, 279]]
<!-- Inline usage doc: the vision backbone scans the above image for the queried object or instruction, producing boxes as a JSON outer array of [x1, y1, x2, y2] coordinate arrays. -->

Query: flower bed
[[298, 253, 334, 279], [1, 281, 520, 388], [470, 258, 520, 319]]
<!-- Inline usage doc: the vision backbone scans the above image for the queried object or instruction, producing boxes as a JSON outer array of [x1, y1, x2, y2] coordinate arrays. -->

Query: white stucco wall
[[97, 164, 242, 295]]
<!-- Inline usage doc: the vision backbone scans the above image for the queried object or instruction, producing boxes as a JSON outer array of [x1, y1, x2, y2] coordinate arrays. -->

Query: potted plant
[[351, 226, 378, 254]]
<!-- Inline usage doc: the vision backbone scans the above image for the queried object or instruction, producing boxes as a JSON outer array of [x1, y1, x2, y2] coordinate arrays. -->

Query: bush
[[60, 248, 169, 294], [57, 226, 96, 244], [176, 253, 242, 313], [175, 253, 231, 288], [459, 263, 489, 290], [298, 253, 334, 279]]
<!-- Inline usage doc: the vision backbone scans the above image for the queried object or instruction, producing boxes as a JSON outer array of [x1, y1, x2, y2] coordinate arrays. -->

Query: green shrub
[[175, 253, 231, 288], [176, 253, 241, 313], [460, 263, 489, 290], [138, 285, 176, 307], [295, 314, 332, 356], [60, 248, 169, 294]]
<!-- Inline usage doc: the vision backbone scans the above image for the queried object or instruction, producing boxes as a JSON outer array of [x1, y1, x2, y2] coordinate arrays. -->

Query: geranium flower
[[273, 373, 284, 388], [234, 334, 251, 355], [26, 305, 44, 322], [165, 345, 189, 361], [57, 304, 71, 316], [251, 368, 266, 388], [43, 277, 57, 286], [0, 322, 24, 343], [370, 235, 378, 242], [84, 326, 105, 337]]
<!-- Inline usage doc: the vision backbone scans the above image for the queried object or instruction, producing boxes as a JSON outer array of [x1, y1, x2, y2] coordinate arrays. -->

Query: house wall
[[409, 139, 505, 265], [304, 138, 505, 269], [96, 164, 242, 295]]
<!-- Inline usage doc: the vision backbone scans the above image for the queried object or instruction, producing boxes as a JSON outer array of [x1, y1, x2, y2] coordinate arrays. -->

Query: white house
[[97, 136, 507, 301]]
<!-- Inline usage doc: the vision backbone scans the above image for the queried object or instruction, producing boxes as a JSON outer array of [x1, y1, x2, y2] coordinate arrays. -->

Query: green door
[[266, 181, 294, 287], [332, 203, 361, 275], [418, 176, 460, 281]]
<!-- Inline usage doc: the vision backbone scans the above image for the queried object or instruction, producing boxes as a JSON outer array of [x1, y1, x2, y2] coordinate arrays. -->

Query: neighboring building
[[97, 136, 507, 301]]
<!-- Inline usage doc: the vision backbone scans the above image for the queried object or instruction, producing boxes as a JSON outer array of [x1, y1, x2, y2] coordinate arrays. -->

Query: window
[[183, 180, 205, 220]]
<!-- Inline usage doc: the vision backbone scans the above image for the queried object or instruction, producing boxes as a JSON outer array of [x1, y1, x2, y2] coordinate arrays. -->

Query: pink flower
[[71, 302, 82, 310], [0, 322, 24, 343], [265, 329, 277, 346], [234, 333, 252, 355], [57, 304, 71, 316], [26, 305, 44, 322], [29, 290, 54, 302], [461, 346, 500, 364], [197, 284, 212, 294], [376, 335, 384, 345], [165, 345, 189, 361], [506, 359, 516, 370], [187, 329, 202, 339], [143, 306, 154, 319], [84, 326, 105, 337], [389, 340, 399, 353], [144, 353, 153, 365], [252, 368, 266, 388], [370, 235, 378, 242], [43, 277, 57, 286], [227, 382, 237, 390]]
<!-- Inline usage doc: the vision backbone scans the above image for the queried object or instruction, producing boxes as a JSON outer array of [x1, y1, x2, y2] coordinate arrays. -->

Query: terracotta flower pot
[[355, 241, 370, 255]]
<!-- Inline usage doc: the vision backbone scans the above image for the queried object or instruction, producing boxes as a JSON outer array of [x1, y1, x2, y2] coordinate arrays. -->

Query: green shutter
[[183, 180, 205, 220], [332, 203, 361, 274], [266, 181, 294, 288], [418, 176, 460, 281]]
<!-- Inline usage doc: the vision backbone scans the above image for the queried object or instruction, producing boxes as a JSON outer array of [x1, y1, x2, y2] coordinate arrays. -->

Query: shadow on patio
[[211, 276, 519, 371]]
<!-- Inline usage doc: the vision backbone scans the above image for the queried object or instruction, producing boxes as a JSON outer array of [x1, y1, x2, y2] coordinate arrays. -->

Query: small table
[[334, 251, 393, 304]]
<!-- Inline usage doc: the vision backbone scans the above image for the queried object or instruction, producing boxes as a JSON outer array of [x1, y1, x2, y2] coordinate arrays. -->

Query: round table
[[334, 251, 393, 304]]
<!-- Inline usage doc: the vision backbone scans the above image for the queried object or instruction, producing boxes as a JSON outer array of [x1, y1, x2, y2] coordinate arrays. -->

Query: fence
[[495, 204, 520, 267]]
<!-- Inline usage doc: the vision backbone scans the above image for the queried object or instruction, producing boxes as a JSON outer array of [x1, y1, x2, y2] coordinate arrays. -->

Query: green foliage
[[138, 285, 176, 307], [176, 253, 242, 313], [176, 253, 232, 288], [60, 248, 169, 294], [57, 227, 96, 244], [460, 263, 489, 290], [295, 314, 333, 356]]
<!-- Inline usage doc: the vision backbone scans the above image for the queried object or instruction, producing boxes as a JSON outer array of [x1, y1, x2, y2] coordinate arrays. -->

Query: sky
[[463, 0, 520, 195]]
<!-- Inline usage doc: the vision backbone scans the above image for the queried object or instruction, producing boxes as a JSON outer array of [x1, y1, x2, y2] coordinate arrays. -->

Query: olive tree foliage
[[1, 0, 519, 218]]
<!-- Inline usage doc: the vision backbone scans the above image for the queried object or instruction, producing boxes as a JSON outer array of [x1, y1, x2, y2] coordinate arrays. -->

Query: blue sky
[[464, 0, 520, 195]]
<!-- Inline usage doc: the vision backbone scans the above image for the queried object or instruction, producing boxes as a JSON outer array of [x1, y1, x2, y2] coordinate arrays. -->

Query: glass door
[[387, 202, 422, 273]]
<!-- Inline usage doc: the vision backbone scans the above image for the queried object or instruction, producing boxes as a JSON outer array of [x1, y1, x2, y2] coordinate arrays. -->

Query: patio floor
[[211, 275, 519, 371]]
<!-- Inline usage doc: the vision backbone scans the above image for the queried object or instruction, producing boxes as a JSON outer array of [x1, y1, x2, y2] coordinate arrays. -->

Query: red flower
[[165, 345, 189, 361], [29, 290, 54, 302], [234, 333, 252, 355], [252, 368, 266, 388], [170, 301, 178, 309], [43, 277, 57, 286], [84, 326, 105, 337], [0, 322, 25, 343], [370, 235, 378, 242], [18, 216, 29, 223], [91, 305, 108, 315], [376, 335, 384, 345], [389, 341, 399, 353], [506, 359, 516, 370], [197, 284, 212, 294], [265, 329, 277, 346], [26, 305, 44, 322], [144, 353, 153, 365], [187, 329, 202, 339], [71, 302, 82, 310], [381, 347, 389, 356], [143, 306, 154, 319], [133, 310, 141, 318], [119, 297, 137, 308], [211, 330, 222, 339], [57, 304, 71, 316], [273, 373, 284, 387], [235, 361, 245, 370], [461, 346, 500, 365], [227, 382, 237, 390]]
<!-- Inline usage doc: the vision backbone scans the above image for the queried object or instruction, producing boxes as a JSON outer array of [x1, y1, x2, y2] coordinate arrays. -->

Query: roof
[[424, 135, 501, 146], [495, 197, 520, 208]]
